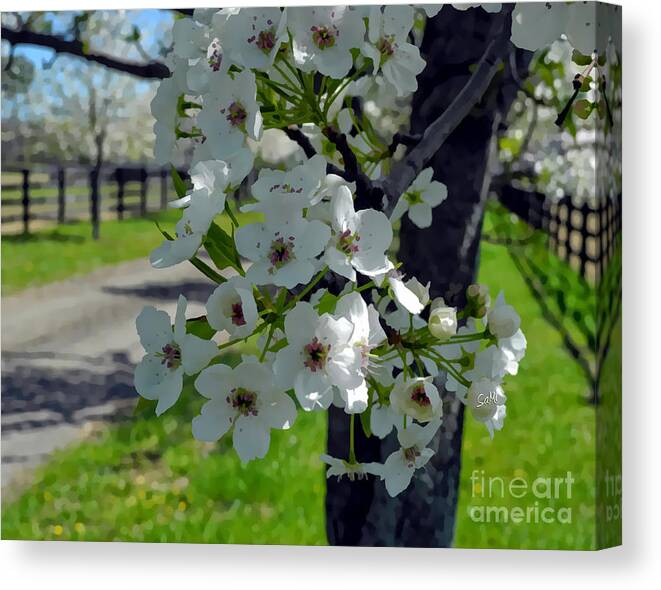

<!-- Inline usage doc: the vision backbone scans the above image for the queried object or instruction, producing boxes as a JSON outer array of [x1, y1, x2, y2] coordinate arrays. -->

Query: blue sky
[[9, 9, 173, 69]]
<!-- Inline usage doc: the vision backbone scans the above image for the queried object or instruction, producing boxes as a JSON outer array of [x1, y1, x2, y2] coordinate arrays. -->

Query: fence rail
[[496, 184, 622, 283], [1, 163, 186, 235]]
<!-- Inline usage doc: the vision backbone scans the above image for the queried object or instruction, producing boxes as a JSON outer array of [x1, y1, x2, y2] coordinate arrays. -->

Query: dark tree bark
[[326, 5, 531, 547], [1, 26, 169, 79]]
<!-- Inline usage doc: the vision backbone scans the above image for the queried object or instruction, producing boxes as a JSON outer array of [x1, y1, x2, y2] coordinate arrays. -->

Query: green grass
[[0, 212, 602, 548], [454, 237, 597, 550], [595, 315, 622, 548], [1, 205, 257, 295], [1, 350, 328, 544], [1, 211, 180, 295]]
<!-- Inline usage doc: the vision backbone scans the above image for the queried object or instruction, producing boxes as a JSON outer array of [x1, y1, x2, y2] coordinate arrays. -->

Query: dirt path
[[1, 257, 217, 492]]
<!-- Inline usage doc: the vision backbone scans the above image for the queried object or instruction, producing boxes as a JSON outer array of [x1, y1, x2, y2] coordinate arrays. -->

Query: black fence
[[497, 184, 622, 282], [1, 163, 184, 234]]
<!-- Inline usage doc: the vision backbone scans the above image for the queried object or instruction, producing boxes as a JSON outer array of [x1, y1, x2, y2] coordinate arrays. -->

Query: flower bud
[[405, 277, 431, 308], [487, 293, 521, 339], [467, 378, 505, 421], [428, 297, 457, 341], [465, 284, 490, 318]]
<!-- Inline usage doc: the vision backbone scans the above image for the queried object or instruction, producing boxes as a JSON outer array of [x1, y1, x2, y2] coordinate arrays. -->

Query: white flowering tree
[[2, 3, 620, 546]]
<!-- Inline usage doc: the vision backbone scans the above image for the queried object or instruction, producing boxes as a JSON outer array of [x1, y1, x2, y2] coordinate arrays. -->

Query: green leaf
[[573, 99, 593, 119], [170, 165, 188, 198], [125, 25, 141, 42], [154, 221, 226, 284], [133, 396, 156, 416], [205, 221, 243, 272], [189, 256, 227, 284], [268, 336, 289, 354], [315, 291, 338, 315], [571, 49, 592, 66], [186, 316, 216, 340], [579, 75, 593, 93], [359, 405, 372, 438]]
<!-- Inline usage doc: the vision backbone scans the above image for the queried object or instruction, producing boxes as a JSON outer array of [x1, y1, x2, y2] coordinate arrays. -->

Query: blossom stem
[[217, 336, 246, 351], [351, 280, 376, 294], [398, 349, 410, 378], [444, 330, 489, 343], [270, 63, 305, 96], [286, 265, 329, 310], [260, 322, 277, 362], [413, 353, 425, 377], [260, 286, 275, 310], [224, 202, 239, 227], [349, 414, 356, 464], [421, 350, 470, 387], [323, 67, 367, 118]]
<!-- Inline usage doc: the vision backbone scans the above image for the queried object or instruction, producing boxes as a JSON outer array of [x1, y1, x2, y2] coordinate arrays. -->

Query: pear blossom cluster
[[136, 6, 528, 498]]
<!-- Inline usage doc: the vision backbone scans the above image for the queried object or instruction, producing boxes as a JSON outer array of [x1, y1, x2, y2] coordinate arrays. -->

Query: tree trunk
[[326, 5, 530, 547]]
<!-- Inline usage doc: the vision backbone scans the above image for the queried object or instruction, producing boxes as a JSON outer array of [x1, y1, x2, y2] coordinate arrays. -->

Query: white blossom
[[224, 7, 288, 70], [169, 159, 231, 209], [135, 296, 218, 416], [186, 9, 238, 92], [466, 377, 507, 438], [323, 185, 394, 281], [235, 213, 331, 289], [151, 74, 186, 165], [370, 398, 400, 439], [320, 454, 383, 481], [289, 6, 366, 79], [380, 418, 441, 497], [206, 276, 258, 339], [198, 69, 262, 159], [453, 3, 502, 14], [498, 329, 527, 376], [391, 167, 448, 228], [363, 5, 426, 97], [241, 155, 327, 217], [332, 292, 387, 413], [390, 374, 442, 423], [190, 146, 255, 189], [510, 2, 569, 52], [150, 189, 222, 268], [487, 292, 521, 340], [172, 18, 209, 59], [273, 302, 362, 411], [389, 274, 430, 315], [192, 359, 296, 463], [418, 5, 442, 19]]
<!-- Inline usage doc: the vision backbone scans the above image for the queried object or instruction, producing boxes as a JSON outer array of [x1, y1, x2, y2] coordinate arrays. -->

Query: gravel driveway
[[1, 257, 216, 491]]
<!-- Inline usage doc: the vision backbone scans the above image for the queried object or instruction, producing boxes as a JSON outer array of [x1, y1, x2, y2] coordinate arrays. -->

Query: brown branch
[[375, 11, 513, 205], [323, 127, 365, 190], [283, 126, 346, 178], [283, 127, 317, 159], [1, 25, 169, 79]]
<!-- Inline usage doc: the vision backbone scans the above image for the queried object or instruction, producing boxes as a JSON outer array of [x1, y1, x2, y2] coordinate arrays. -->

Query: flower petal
[[192, 399, 234, 441], [233, 416, 271, 463]]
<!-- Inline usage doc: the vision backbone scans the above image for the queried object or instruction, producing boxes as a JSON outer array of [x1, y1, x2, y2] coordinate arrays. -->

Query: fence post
[[21, 168, 30, 234], [577, 202, 592, 279], [140, 167, 148, 217], [89, 168, 100, 240], [160, 168, 168, 210], [57, 167, 66, 224], [116, 168, 125, 220]]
